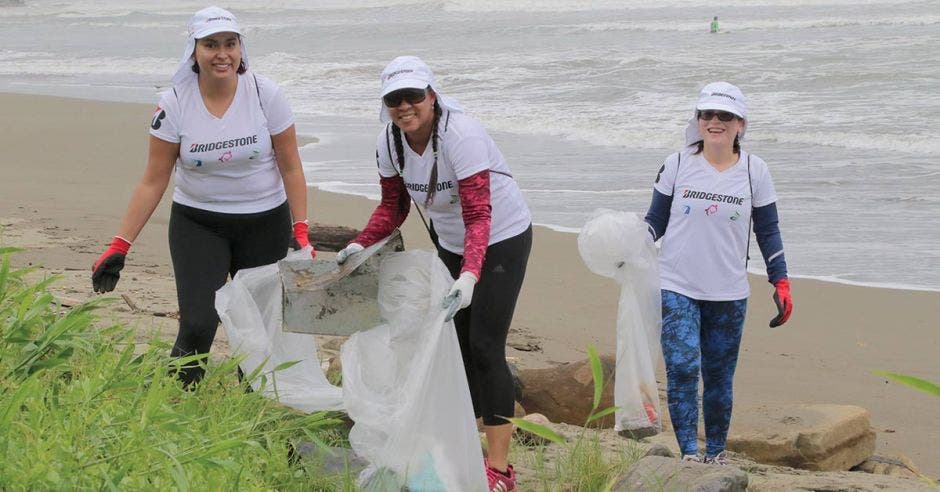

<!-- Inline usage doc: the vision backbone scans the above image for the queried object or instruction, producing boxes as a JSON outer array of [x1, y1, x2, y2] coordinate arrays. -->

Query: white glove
[[443, 272, 478, 321], [335, 243, 364, 265]]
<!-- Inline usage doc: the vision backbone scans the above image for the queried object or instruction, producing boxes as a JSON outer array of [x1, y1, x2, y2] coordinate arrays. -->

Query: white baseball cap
[[684, 81, 748, 145], [379, 56, 463, 123], [171, 6, 248, 86]]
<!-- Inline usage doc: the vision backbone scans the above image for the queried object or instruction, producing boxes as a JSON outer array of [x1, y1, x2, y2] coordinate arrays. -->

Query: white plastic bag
[[342, 250, 487, 491], [578, 209, 662, 435], [216, 248, 343, 412]]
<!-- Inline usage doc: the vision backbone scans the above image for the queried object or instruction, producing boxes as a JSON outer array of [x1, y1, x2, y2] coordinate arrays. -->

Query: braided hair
[[391, 98, 443, 207]]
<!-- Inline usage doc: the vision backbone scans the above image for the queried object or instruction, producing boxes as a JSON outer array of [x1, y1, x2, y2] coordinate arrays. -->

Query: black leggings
[[436, 225, 532, 425], [168, 201, 291, 384]]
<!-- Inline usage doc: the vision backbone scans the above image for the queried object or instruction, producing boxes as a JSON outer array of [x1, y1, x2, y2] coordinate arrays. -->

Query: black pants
[[436, 225, 532, 425], [168, 201, 291, 384]]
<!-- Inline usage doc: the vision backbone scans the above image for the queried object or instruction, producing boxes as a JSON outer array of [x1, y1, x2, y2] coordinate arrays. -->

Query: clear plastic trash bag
[[215, 247, 344, 412], [343, 250, 487, 491], [577, 209, 662, 436], [216, 248, 486, 490]]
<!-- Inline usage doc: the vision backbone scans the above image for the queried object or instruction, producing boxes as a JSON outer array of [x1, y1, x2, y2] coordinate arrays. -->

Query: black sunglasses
[[697, 110, 738, 122], [383, 88, 428, 108]]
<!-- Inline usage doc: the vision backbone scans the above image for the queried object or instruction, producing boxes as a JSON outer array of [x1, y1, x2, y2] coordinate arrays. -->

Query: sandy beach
[[2, 93, 937, 477]]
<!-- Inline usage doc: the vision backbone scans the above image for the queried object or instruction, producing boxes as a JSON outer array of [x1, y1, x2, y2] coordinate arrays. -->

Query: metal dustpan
[[279, 231, 404, 335]]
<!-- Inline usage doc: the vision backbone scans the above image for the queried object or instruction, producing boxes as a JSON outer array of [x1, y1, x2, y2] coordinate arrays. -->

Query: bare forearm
[[117, 180, 169, 242], [281, 165, 308, 223], [116, 135, 177, 243]]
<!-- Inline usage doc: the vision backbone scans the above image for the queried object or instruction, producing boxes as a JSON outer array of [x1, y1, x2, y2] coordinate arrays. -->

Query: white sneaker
[[681, 454, 702, 463], [704, 451, 728, 465]]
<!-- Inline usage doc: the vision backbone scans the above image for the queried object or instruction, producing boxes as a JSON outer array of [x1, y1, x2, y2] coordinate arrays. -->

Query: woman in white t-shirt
[[336, 56, 532, 492], [643, 82, 793, 464], [91, 7, 314, 386]]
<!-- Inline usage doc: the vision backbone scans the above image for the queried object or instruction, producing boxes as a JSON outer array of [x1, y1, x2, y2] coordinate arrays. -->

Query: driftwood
[[308, 223, 361, 253]]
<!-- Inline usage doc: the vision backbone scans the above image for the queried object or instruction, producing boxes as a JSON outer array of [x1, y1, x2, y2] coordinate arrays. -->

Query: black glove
[[92, 236, 130, 293]]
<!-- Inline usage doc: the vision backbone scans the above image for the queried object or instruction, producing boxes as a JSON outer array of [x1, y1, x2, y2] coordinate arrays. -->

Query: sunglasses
[[697, 110, 738, 122], [383, 88, 428, 108]]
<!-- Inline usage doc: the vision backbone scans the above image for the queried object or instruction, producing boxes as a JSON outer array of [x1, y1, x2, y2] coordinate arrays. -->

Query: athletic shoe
[[681, 454, 702, 463], [484, 458, 516, 492], [704, 451, 728, 465]]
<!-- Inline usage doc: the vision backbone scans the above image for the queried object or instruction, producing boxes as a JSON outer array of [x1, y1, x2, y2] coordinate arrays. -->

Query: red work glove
[[292, 220, 317, 259], [769, 278, 792, 328], [92, 236, 131, 293]]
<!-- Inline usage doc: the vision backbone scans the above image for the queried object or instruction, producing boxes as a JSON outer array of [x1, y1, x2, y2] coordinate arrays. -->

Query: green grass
[[0, 247, 350, 489], [507, 345, 645, 491], [0, 245, 656, 490]]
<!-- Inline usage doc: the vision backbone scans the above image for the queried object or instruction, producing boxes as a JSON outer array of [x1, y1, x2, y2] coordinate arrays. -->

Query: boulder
[[851, 451, 921, 479], [723, 403, 875, 471], [518, 355, 616, 427], [613, 456, 748, 492]]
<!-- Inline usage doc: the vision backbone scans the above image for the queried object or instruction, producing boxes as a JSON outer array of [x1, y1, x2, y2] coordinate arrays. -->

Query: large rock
[[723, 403, 875, 471], [518, 355, 616, 427], [613, 456, 748, 492], [852, 451, 921, 479]]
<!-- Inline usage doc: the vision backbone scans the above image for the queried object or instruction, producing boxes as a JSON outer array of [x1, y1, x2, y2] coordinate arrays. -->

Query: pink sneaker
[[484, 458, 516, 492]]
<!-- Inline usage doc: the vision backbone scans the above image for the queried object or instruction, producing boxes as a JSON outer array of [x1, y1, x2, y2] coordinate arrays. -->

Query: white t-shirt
[[376, 111, 531, 254], [150, 73, 294, 213], [653, 149, 777, 301]]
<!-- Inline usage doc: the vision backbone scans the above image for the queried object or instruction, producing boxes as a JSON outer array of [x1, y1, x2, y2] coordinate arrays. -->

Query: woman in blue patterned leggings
[[644, 82, 793, 463]]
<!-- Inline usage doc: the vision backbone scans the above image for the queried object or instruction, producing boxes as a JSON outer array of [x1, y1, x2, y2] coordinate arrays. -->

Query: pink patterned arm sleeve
[[353, 175, 411, 247], [457, 170, 492, 279]]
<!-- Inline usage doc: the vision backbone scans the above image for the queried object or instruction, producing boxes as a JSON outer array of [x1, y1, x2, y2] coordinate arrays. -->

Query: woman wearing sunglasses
[[91, 7, 314, 386], [643, 82, 792, 464], [336, 56, 531, 491]]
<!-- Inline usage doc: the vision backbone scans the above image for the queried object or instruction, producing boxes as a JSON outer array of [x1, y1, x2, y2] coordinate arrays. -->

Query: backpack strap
[[745, 153, 753, 267], [252, 73, 267, 118], [384, 123, 433, 238], [671, 151, 681, 196]]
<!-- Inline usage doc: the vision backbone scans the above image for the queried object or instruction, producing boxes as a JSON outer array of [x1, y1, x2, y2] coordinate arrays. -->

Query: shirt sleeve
[[256, 75, 295, 135], [353, 175, 411, 248], [149, 90, 180, 143], [644, 189, 673, 240], [456, 170, 492, 279], [375, 128, 401, 179], [652, 152, 680, 197], [753, 202, 788, 283], [750, 155, 778, 208], [446, 132, 491, 180]]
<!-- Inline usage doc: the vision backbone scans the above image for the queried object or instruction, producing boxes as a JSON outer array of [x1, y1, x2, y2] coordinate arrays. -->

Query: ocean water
[[1, 0, 938, 290]]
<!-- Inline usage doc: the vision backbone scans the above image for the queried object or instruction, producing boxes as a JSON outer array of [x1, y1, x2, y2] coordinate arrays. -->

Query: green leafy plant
[[506, 344, 638, 491], [0, 248, 349, 489], [873, 370, 940, 489]]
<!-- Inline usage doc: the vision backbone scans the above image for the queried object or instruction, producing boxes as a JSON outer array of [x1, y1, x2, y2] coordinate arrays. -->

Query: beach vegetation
[[0, 248, 348, 489], [873, 370, 940, 489], [507, 345, 643, 491], [1, 245, 653, 489]]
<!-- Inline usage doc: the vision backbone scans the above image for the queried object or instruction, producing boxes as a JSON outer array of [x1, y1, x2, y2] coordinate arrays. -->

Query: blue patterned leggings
[[661, 290, 747, 457]]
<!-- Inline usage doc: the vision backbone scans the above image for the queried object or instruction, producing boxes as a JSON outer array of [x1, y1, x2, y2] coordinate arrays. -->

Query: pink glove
[[292, 220, 317, 259], [769, 278, 792, 327]]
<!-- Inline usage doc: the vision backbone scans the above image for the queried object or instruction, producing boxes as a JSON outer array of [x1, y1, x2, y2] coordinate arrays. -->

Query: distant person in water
[[711, 16, 720, 33]]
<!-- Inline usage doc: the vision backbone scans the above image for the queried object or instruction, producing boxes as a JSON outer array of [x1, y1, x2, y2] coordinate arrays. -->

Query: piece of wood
[[308, 223, 361, 252]]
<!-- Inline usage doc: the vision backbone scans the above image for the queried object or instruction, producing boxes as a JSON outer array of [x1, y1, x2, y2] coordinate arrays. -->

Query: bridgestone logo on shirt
[[405, 180, 454, 193], [190, 134, 259, 153], [682, 188, 745, 205]]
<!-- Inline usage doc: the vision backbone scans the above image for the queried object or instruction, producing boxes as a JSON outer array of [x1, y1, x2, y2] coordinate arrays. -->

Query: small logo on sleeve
[[151, 107, 166, 130]]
